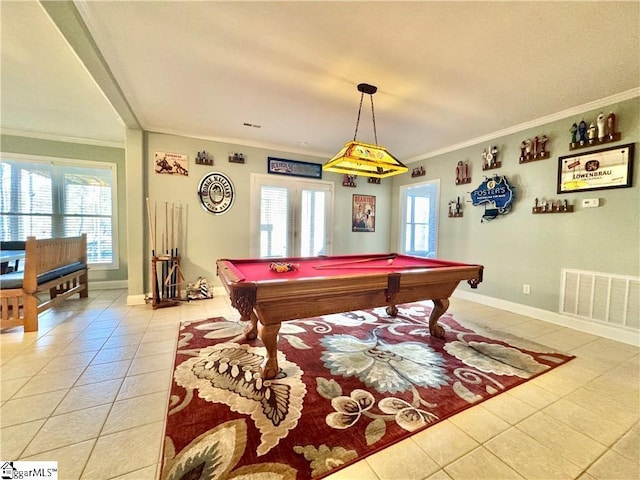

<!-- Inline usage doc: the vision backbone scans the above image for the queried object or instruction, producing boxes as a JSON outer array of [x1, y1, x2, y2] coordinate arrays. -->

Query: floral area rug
[[160, 302, 574, 480]]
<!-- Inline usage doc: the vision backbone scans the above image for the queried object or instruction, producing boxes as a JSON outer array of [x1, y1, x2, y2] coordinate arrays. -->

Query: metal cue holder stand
[[146, 198, 185, 309]]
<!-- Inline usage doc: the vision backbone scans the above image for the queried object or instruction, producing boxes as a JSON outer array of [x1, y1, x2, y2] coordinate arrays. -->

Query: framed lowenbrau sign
[[557, 143, 634, 194]]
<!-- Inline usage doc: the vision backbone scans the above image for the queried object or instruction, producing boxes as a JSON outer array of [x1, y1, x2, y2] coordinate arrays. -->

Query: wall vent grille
[[560, 269, 639, 330]]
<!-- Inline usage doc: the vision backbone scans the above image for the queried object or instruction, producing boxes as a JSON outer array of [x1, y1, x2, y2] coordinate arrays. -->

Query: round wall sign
[[197, 172, 235, 215]]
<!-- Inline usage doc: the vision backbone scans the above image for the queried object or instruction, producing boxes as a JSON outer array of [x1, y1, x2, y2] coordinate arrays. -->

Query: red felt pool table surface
[[216, 253, 484, 379], [219, 253, 475, 282]]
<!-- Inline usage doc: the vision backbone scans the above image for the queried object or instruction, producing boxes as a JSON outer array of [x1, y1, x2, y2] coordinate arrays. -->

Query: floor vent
[[560, 269, 640, 330]]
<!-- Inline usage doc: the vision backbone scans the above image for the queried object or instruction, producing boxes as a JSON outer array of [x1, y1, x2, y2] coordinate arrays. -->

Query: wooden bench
[[0, 235, 89, 332]]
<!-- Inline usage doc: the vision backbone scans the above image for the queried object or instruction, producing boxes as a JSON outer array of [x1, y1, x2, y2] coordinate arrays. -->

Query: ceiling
[[2, 1, 639, 162]]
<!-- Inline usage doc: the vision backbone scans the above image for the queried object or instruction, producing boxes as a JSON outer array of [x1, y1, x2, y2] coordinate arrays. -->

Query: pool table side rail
[[217, 259, 483, 324]]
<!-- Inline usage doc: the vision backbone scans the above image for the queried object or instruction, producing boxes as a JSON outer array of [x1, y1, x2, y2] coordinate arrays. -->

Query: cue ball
[[387, 258, 394, 265]]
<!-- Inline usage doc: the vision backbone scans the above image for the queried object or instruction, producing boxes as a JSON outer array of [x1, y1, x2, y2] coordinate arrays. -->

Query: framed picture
[[557, 143, 634, 194], [154, 151, 189, 176], [352, 194, 376, 232], [267, 157, 322, 179]]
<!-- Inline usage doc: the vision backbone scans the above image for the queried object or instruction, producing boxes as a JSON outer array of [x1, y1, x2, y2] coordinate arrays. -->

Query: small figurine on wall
[[520, 140, 528, 160], [455, 161, 471, 184], [570, 123, 578, 146], [532, 197, 572, 214], [343, 174, 357, 187], [482, 146, 500, 170], [520, 135, 550, 163], [411, 165, 426, 177], [228, 152, 245, 163], [539, 134, 548, 155], [569, 111, 620, 150], [606, 111, 617, 139], [588, 123, 597, 143], [195, 150, 213, 166], [448, 197, 463, 217], [596, 112, 606, 141], [578, 119, 588, 144]]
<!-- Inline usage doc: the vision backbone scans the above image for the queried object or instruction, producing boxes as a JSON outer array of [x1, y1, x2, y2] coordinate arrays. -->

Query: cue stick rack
[[146, 198, 186, 309]]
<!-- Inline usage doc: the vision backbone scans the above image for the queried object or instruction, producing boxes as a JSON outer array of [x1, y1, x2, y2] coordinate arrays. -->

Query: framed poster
[[154, 152, 189, 176], [352, 194, 375, 232], [557, 143, 634, 194], [267, 157, 322, 179]]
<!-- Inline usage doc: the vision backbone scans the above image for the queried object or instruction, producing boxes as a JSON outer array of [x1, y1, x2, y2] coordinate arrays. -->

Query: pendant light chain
[[353, 92, 378, 145], [352, 92, 365, 142], [370, 94, 378, 145]]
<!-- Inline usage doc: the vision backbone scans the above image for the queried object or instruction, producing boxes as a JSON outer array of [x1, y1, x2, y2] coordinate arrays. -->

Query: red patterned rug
[[160, 302, 574, 479]]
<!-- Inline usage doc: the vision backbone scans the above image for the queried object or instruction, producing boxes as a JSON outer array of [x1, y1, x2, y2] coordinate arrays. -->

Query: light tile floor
[[0, 289, 638, 480]]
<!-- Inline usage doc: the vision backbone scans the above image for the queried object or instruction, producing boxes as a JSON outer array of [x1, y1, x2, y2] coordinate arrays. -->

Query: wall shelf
[[482, 162, 501, 171], [532, 205, 573, 214], [448, 212, 463, 218], [569, 132, 621, 150], [519, 152, 550, 164]]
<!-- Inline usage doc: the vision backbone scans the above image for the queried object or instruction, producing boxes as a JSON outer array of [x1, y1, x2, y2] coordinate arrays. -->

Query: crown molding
[[147, 128, 332, 160], [405, 88, 640, 164], [1, 128, 125, 149]]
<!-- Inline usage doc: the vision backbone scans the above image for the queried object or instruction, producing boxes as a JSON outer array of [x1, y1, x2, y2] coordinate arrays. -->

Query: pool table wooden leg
[[243, 311, 259, 340], [429, 298, 449, 339], [259, 322, 281, 379]]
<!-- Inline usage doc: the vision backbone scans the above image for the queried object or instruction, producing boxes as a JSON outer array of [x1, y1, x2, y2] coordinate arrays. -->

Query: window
[[0, 155, 118, 268], [250, 174, 333, 258], [399, 180, 439, 257]]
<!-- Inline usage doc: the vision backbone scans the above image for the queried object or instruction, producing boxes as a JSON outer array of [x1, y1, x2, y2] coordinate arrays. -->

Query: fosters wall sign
[[470, 175, 515, 222]]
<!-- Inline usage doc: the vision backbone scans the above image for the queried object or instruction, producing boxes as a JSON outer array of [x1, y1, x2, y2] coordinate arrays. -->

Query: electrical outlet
[[523, 284, 531, 294], [582, 198, 600, 208]]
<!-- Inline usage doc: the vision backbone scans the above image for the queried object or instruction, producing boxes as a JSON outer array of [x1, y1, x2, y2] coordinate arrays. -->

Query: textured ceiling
[[2, 1, 639, 160]]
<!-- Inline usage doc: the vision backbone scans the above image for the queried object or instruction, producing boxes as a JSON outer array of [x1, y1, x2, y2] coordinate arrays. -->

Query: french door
[[250, 174, 334, 258]]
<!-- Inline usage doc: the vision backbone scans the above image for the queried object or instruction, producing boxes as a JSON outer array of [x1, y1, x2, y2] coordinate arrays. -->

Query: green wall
[[144, 133, 393, 287], [391, 96, 640, 312], [3, 94, 638, 321]]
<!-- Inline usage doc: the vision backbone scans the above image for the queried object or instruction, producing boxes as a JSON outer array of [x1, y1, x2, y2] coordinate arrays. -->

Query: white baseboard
[[454, 290, 640, 347], [92, 280, 128, 290], [126, 294, 148, 306], [212, 286, 226, 297]]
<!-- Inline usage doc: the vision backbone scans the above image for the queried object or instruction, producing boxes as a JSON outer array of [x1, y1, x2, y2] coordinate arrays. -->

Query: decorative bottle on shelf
[[597, 112, 605, 141], [606, 112, 617, 139]]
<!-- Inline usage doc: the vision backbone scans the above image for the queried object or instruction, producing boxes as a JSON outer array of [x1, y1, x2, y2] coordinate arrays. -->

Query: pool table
[[216, 253, 483, 379]]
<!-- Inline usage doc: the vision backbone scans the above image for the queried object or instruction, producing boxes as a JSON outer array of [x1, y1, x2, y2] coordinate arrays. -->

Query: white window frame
[[0, 152, 119, 270], [398, 179, 440, 257], [249, 173, 334, 258]]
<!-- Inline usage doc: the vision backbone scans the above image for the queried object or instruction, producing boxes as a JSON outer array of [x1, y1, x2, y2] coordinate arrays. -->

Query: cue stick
[[170, 202, 175, 298], [314, 254, 397, 269], [146, 198, 161, 304], [164, 202, 169, 299]]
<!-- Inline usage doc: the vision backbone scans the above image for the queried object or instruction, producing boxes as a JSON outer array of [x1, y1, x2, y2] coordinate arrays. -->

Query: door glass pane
[[260, 185, 289, 257], [300, 189, 326, 257], [400, 181, 439, 257], [414, 197, 430, 223], [414, 224, 429, 252], [404, 224, 412, 252]]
